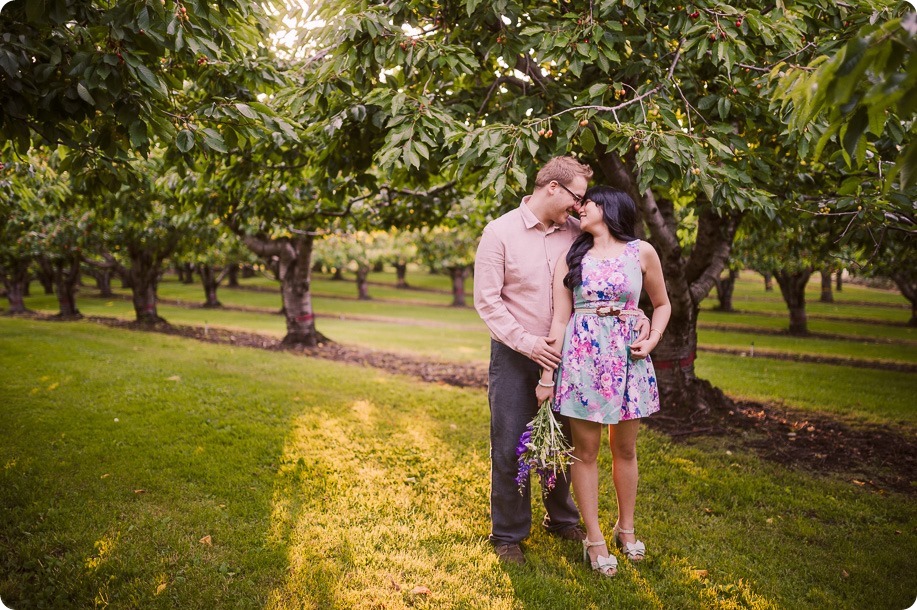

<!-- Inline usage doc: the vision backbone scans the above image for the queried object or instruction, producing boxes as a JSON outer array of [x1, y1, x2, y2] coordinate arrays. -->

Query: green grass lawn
[[1, 318, 914, 609]]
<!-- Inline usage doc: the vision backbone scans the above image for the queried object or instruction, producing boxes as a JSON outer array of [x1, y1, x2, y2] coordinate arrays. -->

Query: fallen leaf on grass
[[156, 583, 167, 595], [133, 489, 146, 494], [101, 474, 110, 479], [387, 574, 402, 591], [199, 535, 212, 546], [410, 586, 431, 595], [166, 375, 181, 382], [841, 569, 849, 578], [692, 570, 708, 579]]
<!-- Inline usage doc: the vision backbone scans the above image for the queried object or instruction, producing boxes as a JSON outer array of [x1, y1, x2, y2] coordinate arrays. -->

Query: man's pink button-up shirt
[[474, 198, 581, 358]]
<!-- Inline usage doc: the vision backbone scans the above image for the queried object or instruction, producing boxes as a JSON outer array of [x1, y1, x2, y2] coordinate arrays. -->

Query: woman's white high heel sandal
[[582, 539, 618, 577], [612, 523, 646, 561]]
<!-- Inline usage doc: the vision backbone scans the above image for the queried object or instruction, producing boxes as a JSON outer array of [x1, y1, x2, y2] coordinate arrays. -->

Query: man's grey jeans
[[488, 339, 580, 544]]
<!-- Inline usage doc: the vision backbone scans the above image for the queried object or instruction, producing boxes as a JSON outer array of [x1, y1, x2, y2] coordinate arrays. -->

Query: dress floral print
[[554, 240, 660, 424]]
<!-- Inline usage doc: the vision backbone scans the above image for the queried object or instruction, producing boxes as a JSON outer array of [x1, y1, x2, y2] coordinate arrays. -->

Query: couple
[[473, 156, 671, 577]]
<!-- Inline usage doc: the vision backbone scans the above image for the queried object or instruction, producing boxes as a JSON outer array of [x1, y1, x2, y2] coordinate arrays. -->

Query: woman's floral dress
[[554, 240, 660, 424]]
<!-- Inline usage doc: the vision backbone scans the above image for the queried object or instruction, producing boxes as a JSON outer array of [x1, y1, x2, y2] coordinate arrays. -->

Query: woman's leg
[[608, 419, 641, 546], [570, 418, 612, 567]]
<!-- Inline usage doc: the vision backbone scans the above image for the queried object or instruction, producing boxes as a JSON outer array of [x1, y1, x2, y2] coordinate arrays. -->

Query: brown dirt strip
[[29, 313, 915, 496], [698, 345, 917, 373]]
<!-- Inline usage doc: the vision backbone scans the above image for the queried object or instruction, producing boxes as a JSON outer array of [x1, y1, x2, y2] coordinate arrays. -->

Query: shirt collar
[[520, 196, 570, 233]]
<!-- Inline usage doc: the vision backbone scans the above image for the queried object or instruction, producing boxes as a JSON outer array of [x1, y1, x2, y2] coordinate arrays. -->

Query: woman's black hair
[[563, 186, 638, 289]]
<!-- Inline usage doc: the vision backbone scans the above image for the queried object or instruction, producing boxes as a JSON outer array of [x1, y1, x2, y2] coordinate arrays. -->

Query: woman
[[535, 186, 670, 577]]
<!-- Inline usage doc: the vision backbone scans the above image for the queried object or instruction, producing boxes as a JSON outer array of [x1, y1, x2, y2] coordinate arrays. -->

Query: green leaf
[[579, 127, 596, 153], [201, 128, 228, 153], [403, 143, 420, 169], [706, 137, 733, 157], [133, 64, 166, 96], [129, 120, 148, 148], [898, 141, 917, 189], [842, 106, 868, 162], [76, 82, 95, 106], [26, 0, 46, 22], [137, 7, 150, 31], [176, 129, 195, 153], [235, 103, 258, 120]]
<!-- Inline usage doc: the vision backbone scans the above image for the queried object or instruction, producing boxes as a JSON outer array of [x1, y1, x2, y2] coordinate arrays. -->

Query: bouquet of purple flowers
[[516, 399, 576, 495]]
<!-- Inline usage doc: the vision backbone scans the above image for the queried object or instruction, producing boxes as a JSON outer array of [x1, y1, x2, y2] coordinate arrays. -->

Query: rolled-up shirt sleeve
[[474, 226, 537, 357]]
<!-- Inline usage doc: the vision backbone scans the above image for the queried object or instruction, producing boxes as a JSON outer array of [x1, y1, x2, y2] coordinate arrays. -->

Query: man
[[473, 156, 593, 565]]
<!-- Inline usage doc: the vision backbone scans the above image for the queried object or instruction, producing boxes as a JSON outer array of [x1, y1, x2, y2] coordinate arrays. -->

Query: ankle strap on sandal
[[583, 539, 606, 548], [615, 527, 635, 534]]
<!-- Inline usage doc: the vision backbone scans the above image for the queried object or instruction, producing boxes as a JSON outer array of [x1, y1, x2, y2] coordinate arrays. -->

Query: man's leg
[[488, 340, 540, 544]]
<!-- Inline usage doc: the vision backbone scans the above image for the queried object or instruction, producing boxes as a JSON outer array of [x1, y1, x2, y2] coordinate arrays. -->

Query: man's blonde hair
[[534, 156, 594, 188]]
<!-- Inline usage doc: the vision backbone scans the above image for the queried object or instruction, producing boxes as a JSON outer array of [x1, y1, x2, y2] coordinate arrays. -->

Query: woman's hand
[[535, 383, 554, 403], [628, 335, 659, 360]]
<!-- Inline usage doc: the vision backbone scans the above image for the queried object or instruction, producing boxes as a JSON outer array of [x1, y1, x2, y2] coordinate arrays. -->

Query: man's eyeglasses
[[554, 181, 585, 206]]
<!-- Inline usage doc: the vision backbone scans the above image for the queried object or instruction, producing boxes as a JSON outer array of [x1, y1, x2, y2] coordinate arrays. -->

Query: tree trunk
[[835, 269, 843, 292], [774, 268, 813, 335], [125, 249, 169, 325], [54, 256, 82, 318], [597, 150, 741, 415], [762, 271, 773, 291], [819, 268, 833, 303], [197, 263, 224, 308], [119, 270, 133, 289], [450, 266, 468, 307], [2, 258, 32, 314], [180, 262, 195, 284], [90, 267, 114, 297], [36, 256, 55, 295], [372, 260, 384, 273], [395, 263, 409, 288], [356, 265, 371, 300], [242, 234, 326, 346], [241, 264, 255, 278], [889, 271, 916, 327], [713, 268, 738, 312], [332, 267, 344, 281], [227, 263, 239, 287]]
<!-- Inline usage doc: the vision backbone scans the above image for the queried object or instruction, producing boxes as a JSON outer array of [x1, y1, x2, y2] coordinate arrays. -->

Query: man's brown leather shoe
[[494, 543, 525, 565], [551, 524, 587, 541]]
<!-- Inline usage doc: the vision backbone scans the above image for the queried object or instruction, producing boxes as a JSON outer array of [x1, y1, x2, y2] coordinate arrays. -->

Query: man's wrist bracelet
[[537, 379, 554, 387]]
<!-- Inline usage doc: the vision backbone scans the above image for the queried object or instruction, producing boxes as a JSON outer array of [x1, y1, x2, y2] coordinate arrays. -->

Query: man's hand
[[530, 336, 561, 369]]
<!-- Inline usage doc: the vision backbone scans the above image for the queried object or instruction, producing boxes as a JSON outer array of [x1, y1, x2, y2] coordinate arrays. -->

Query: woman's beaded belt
[[573, 305, 643, 317]]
